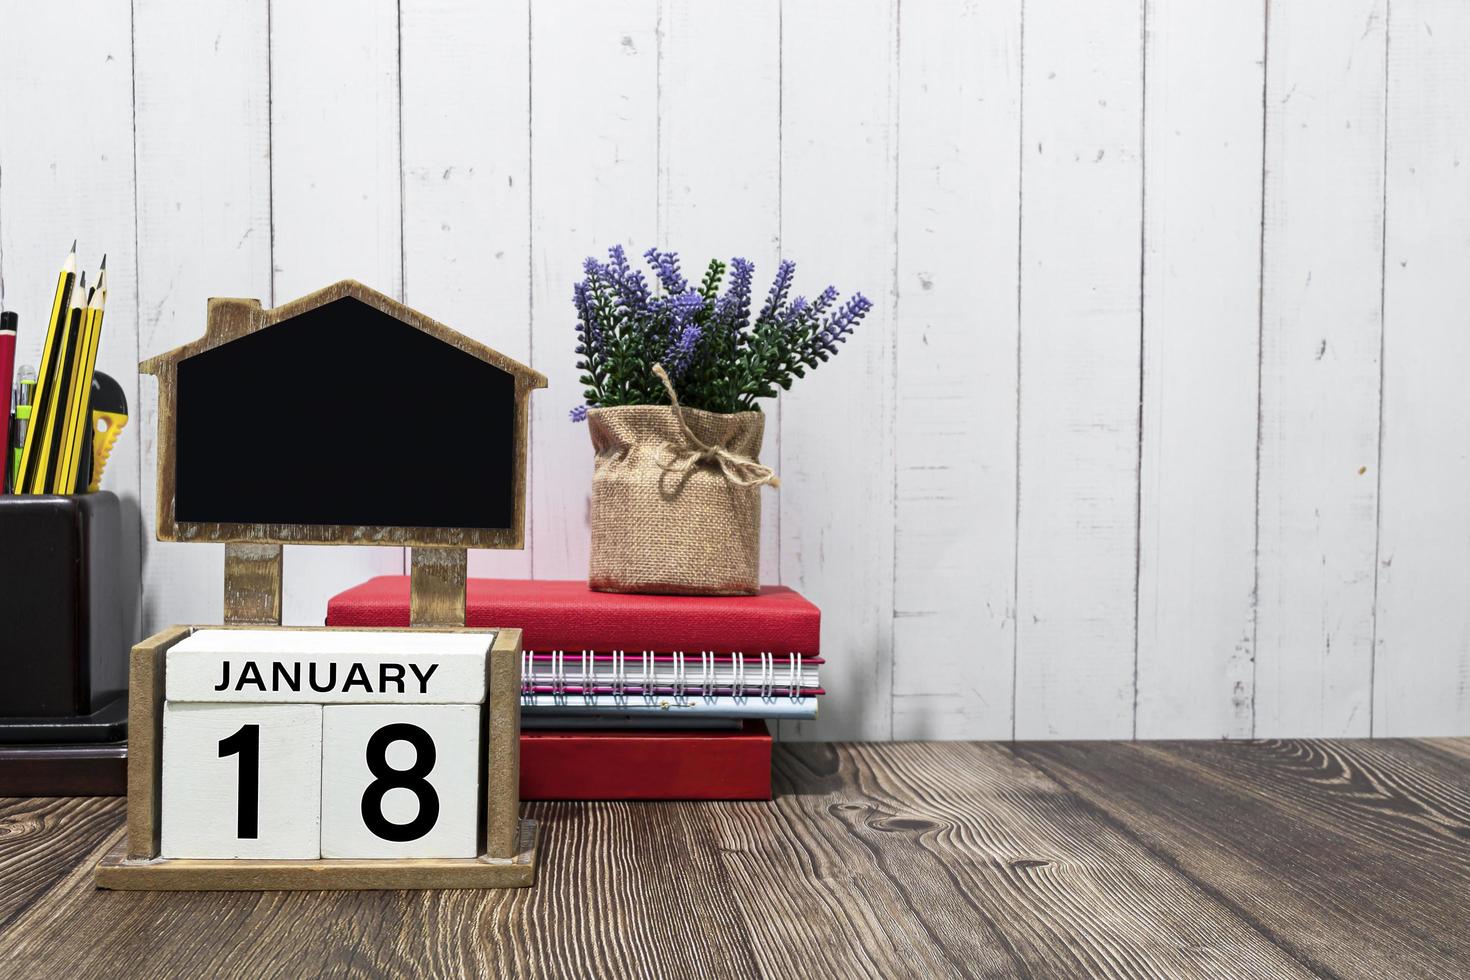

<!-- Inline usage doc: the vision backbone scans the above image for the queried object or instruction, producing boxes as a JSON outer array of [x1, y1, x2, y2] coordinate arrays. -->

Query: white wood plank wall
[[1, 0, 1465, 740]]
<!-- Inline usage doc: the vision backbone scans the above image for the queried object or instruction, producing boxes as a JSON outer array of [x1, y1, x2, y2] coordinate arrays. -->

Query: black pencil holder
[[0, 491, 126, 739]]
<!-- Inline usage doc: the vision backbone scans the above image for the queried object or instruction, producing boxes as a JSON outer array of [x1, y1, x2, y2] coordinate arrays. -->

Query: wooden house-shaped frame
[[138, 279, 547, 625]]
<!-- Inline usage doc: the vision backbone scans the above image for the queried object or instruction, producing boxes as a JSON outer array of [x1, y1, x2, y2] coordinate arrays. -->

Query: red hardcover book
[[519, 720, 772, 800], [327, 576, 821, 655]]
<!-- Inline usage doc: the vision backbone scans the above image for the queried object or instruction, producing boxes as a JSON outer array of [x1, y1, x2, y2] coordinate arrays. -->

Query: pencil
[[59, 260, 106, 493], [35, 278, 87, 492], [15, 242, 76, 493]]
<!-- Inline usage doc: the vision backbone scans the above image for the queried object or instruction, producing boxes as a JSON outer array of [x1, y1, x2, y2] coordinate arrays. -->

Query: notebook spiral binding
[[520, 649, 814, 703]]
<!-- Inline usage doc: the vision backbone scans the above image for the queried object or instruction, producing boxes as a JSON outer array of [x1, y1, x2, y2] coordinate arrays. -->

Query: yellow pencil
[[31, 270, 87, 493], [59, 260, 106, 493], [54, 271, 93, 493], [15, 242, 76, 493], [33, 281, 87, 492]]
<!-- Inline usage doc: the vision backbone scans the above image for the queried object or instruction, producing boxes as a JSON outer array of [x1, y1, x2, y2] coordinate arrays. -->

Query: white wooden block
[[319, 704, 481, 859], [166, 629, 492, 704], [161, 702, 323, 859]]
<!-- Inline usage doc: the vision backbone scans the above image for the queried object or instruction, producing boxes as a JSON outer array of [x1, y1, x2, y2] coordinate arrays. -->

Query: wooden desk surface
[[1, 739, 1467, 978]]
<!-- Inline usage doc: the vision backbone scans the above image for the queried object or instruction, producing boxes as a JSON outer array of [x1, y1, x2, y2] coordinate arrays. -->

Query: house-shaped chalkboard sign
[[141, 280, 546, 550]]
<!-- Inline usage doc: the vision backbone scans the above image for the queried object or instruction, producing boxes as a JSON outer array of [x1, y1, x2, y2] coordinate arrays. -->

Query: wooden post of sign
[[410, 547, 467, 627], [223, 543, 283, 625]]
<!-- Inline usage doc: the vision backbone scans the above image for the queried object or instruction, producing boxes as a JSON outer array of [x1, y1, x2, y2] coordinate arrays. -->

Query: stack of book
[[326, 578, 822, 800]]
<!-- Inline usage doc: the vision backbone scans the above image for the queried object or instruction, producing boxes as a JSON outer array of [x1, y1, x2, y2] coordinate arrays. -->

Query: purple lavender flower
[[606, 244, 651, 315], [643, 247, 687, 295], [669, 288, 704, 323], [757, 259, 796, 326], [715, 257, 755, 337], [809, 284, 840, 319], [607, 244, 632, 278], [572, 280, 604, 356], [664, 322, 704, 380], [777, 295, 811, 333], [661, 289, 707, 379], [815, 293, 872, 354], [572, 243, 868, 413]]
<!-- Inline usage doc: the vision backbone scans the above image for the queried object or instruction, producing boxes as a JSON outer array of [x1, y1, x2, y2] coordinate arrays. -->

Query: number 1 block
[[160, 702, 323, 859], [319, 704, 481, 859]]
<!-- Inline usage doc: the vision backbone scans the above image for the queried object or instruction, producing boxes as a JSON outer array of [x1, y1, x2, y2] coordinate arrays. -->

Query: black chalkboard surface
[[174, 296, 515, 531]]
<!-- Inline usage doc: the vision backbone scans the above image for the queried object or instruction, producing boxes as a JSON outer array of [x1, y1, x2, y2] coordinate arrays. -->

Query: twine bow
[[652, 363, 780, 489]]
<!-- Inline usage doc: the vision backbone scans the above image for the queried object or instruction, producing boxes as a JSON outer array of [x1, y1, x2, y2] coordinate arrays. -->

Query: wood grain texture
[[891, 0, 1021, 740], [1014, 0, 1144, 739], [399, 0, 535, 581], [657, 0, 783, 588], [3, 0, 1468, 741], [97, 820, 536, 891], [125, 625, 191, 860], [485, 630, 523, 860], [410, 547, 467, 627], [222, 543, 282, 625], [1254, 0, 1388, 737], [0, 797, 124, 930], [528, 0, 659, 580], [1373, 0, 1470, 736], [779, 0, 899, 741], [1019, 738, 1470, 978], [7, 739, 1470, 976], [267, 0, 408, 622], [1134, 0, 1264, 739], [133, 0, 271, 636]]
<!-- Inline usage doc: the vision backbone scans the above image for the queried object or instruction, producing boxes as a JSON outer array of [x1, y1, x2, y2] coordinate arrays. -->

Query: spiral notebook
[[521, 649, 821, 696]]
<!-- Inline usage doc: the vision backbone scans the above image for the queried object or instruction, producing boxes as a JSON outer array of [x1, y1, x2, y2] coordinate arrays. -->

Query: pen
[[9, 365, 35, 492], [0, 311, 15, 492]]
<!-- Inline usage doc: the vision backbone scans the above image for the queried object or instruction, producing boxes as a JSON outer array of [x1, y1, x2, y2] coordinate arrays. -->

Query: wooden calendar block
[[319, 703, 481, 859], [161, 702, 322, 860], [166, 628, 491, 704], [96, 626, 534, 891]]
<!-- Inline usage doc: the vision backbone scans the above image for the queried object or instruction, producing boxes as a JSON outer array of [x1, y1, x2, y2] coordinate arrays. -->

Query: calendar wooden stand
[[94, 281, 546, 890]]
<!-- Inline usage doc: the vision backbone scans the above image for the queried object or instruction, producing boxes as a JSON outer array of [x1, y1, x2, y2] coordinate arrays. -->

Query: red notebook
[[520, 721, 772, 801], [327, 576, 821, 656]]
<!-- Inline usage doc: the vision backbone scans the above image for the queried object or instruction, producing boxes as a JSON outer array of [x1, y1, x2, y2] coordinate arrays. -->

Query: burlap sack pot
[[586, 375, 777, 595]]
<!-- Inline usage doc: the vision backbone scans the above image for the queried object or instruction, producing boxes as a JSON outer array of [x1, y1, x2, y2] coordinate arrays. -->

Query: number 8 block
[[319, 704, 481, 859], [160, 703, 323, 859]]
